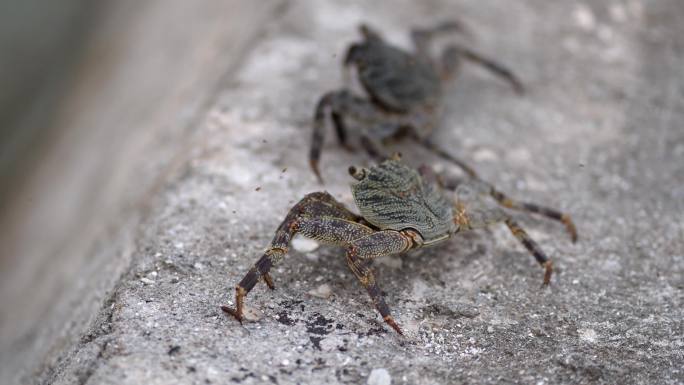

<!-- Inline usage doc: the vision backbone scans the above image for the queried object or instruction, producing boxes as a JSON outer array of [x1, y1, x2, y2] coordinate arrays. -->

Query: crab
[[222, 156, 576, 335], [309, 21, 578, 243], [310, 21, 524, 184]]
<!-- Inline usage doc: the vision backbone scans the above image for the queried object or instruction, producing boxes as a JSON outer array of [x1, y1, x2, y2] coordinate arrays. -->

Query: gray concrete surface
[[3, 0, 683, 384]]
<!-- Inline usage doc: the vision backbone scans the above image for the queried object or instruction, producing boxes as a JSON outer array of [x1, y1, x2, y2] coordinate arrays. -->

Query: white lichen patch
[[376, 255, 403, 269], [578, 328, 598, 343], [308, 283, 332, 299], [367, 368, 391, 385], [472, 147, 499, 162], [242, 305, 263, 322], [292, 236, 320, 252], [573, 4, 596, 31]]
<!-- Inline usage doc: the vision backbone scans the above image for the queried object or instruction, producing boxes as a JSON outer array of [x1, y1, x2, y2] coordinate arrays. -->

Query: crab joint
[[221, 285, 247, 323]]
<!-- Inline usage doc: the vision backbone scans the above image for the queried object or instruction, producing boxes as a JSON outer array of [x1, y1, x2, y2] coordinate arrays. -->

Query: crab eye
[[349, 166, 367, 180]]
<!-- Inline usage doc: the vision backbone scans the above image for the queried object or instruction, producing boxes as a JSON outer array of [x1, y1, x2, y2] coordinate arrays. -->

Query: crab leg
[[411, 20, 469, 57], [490, 187, 578, 243], [311, 90, 375, 183], [346, 229, 418, 335], [222, 192, 366, 322], [454, 184, 555, 284], [438, 171, 577, 242], [441, 45, 524, 94], [504, 218, 554, 285], [310, 90, 405, 183], [413, 137, 479, 179]]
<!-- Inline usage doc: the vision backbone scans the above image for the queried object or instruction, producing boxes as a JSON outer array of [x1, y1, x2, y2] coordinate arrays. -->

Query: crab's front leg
[[222, 192, 366, 322], [345, 229, 420, 335]]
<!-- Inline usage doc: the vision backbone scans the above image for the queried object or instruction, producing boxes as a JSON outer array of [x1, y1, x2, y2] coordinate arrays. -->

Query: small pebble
[[578, 328, 598, 343], [367, 368, 391, 385], [140, 277, 155, 285], [292, 236, 319, 252], [573, 3, 596, 30], [242, 305, 262, 322], [472, 148, 499, 162], [376, 255, 402, 269], [308, 284, 332, 299]]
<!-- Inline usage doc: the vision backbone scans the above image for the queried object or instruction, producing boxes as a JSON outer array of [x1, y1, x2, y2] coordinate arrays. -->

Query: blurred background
[[0, 0, 276, 381]]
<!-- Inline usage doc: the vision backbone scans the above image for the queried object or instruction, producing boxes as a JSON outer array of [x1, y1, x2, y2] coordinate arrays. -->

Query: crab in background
[[309, 21, 523, 183], [223, 156, 575, 334]]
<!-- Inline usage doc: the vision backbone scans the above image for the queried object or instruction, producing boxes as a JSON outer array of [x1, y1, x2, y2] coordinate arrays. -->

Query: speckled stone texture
[[17, 0, 684, 384]]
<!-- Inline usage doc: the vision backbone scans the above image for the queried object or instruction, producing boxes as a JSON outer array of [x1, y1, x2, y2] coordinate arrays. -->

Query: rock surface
[[3, 0, 684, 384]]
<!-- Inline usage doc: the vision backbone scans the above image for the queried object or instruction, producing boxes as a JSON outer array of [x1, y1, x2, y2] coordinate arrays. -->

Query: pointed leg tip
[[542, 261, 553, 287], [263, 273, 276, 290], [383, 316, 404, 336], [309, 160, 325, 185], [342, 143, 356, 153], [561, 215, 578, 243], [221, 305, 243, 323]]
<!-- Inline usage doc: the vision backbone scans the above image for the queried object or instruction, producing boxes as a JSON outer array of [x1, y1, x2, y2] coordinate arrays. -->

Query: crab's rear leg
[[455, 184, 554, 284], [503, 218, 554, 285], [222, 192, 367, 322], [488, 186, 578, 243], [437, 172, 577, 242]]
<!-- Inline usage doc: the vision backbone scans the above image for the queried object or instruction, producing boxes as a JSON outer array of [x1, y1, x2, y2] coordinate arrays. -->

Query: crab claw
[[349, 166, 368, 180]]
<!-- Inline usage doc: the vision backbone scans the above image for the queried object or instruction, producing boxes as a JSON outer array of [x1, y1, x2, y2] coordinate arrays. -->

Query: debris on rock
[[242, 305, 263, 322], [308, 284, 333, 299], [367, 368, 391, 385], [292, 236, 320, 252]]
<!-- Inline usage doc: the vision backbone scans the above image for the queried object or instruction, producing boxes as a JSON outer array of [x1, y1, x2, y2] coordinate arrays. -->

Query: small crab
[[310, 21, 523, 183], [222, 156, 575, 334]]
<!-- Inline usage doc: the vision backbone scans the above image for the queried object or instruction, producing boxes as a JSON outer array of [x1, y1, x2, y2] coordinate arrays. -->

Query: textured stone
[[4, 1, 683, 384]]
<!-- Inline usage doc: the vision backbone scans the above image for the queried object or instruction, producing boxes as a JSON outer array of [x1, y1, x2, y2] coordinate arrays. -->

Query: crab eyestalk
[[348, 166, 368, 180]]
